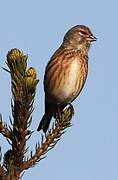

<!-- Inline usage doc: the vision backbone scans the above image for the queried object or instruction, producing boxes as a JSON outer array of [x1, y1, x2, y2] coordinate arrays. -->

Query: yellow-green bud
[[7, 48, 23, 62], [25, 67, 38, 93], [6, 48, 27, 75]]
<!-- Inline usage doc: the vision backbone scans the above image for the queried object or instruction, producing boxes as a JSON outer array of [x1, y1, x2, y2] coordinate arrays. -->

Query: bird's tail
[[37, 113, 53, 132]]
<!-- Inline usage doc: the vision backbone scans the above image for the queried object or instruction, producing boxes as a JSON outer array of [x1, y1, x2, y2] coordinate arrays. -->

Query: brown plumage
[[37, 25, 96, 132]]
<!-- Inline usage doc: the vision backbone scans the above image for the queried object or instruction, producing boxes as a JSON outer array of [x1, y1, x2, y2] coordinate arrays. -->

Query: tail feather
[[37, 113, 53, 132]]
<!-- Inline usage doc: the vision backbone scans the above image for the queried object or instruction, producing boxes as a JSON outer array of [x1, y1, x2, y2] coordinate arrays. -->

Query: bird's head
[[63, 25, 97, 51]]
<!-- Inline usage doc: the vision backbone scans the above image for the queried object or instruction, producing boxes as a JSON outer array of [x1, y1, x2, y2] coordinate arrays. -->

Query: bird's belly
[[57, 67, 78, 102], [48, 60, 85, 104]]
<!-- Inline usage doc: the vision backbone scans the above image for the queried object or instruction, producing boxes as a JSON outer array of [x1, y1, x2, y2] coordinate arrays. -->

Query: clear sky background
[[0, 0, 117, 180]]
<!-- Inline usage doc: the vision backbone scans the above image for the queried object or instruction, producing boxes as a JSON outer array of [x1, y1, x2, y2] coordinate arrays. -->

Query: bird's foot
[[67, 103, 74, 115], [54, 103, 74, 121]]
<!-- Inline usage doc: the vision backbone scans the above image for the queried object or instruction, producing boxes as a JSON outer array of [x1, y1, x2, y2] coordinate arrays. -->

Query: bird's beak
[[88, 35, 97, 42]]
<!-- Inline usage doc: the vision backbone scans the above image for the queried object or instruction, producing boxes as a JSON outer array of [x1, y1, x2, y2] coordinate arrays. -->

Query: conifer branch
[[3, 48, 39, 178], [0, 48, 74, 179], [21, 105, 73, 170], [0, 114, 12, 140]]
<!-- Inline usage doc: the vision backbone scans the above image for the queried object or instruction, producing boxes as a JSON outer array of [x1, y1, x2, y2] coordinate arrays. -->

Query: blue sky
[[0, 0, 118, 179]]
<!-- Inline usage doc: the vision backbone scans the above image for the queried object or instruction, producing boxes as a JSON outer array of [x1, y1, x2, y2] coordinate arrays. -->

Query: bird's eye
[[79, 31, 87, 36]]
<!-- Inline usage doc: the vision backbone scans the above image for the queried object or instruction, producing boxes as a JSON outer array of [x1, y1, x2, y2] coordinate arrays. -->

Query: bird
[[37, 25, 96, 132]]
